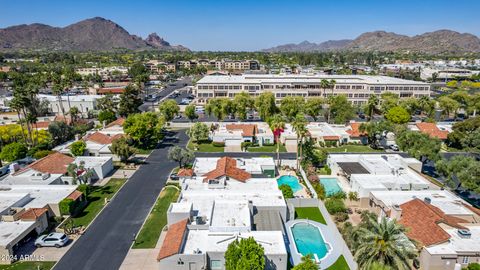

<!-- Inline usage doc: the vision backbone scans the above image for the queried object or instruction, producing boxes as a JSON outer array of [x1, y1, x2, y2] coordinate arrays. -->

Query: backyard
[[0, 261, 55, 270], [71, 178, 126, 227], [294, 207, 327, 224], [133, 186, 180, 249]]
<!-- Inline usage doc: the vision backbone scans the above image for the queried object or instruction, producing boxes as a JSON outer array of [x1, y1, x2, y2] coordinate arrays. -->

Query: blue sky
[[2, 0, 480, 51]]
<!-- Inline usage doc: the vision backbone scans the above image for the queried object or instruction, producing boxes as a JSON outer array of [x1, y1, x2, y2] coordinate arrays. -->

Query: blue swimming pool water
[[320, 178, 343, 196], [291, 222, 329, 259], [277, 175, 302, 193]]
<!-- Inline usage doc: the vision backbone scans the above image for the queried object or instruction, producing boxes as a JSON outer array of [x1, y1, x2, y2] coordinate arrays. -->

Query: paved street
[[53, 130, 189, 270], [139, 77, 192, 112]]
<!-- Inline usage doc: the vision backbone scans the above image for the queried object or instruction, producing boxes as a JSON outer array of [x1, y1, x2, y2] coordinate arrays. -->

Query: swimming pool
[[291, 222, 330, 260], [320, 178, 343, 196], [277, 175, 302, 193]]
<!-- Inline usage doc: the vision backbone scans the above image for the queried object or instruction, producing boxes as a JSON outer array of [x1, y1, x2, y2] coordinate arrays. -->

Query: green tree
[[418, 96, 434, 116], [436, 156, 480, 192], [380, 92, 399, 113], [396, 130, 441, 162], [109, 137, 135, 162], [267, 114, 286, 164], [185, 104, 198, 121], [292, 255, 317, 270], [70, 140, 86, 156], [187, 122, 209, 143], [464, 263, 480, 270], [280, 96, 305, 121], [255, 92, 277, 120], [328, 95, 354, 124], [225, 237, 265, 270], [97, 94, 118, 112], [123, 112, 164, 147], [325, 198, 347, 214], [385, 106, 410, 124], [305, 98, 324, 121], [354, 217, 417, 270], [48, 121, 75, 146], [167, 146, 194, 168], [364, 95, 379, 120], [399, 97, 419, 115], [292, 113, 308, 170], [128, 62, 149, 85], [98, 110, 117, 125], [279, 184, 294, 199], [206, 98, 227, 121], [118, 84, 142, 117], [0, 142, 28, 162], [437, 96, 460, 119], [158, 99, 180, 122], [69, 106, 80, 123], [233, 92, 254, 120]]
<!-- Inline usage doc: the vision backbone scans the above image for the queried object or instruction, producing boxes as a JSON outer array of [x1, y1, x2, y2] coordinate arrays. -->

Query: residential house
[[409, 122, 451, 141]]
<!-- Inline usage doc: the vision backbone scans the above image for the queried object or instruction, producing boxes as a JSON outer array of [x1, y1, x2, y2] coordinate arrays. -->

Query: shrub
[[33, 150, 54, 159], [59, 198, 76, 215], [324, 165, 332, 175], [77, 184, 91, 197], [465, 263, 480, 270], [70, 140, 87, 156], [348, 191, 359, 201], [308, 174, 319, 183], [330, 191, 347, 199], [325, 198, 347, 214], [312, 182, 326, 200], [279, 184, 294, 199], [335, 212, 349, 222], [241, 141, 252, 150], [0, 142, 28, 162], [325, 141, 337, 147], [212, 141, 225, 147]]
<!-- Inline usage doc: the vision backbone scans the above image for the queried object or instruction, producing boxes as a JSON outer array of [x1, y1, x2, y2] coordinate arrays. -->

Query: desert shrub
[[325, 198, 347, 214], [212, 141, 225, 147]]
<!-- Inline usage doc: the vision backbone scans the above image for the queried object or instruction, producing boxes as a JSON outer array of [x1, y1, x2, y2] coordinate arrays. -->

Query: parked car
[[35, 233, 69, 248], [170, 173, 179, 181]]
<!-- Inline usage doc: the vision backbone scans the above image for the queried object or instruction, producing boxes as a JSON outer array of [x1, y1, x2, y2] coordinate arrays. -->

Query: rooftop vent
[[424, 197, 432, 204], [457, 229, 471, 238]]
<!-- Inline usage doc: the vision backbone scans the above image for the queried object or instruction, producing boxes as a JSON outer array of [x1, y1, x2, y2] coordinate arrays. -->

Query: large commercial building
[[195, 74, 430, 104]]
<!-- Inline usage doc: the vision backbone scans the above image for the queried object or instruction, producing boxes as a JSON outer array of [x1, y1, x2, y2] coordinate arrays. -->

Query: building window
[[210, 260, 222, 269], [462, 256, 469, 264]]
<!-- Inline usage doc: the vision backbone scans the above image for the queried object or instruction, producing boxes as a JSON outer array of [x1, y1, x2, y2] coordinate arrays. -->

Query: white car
[[35, 233, 69, 248]]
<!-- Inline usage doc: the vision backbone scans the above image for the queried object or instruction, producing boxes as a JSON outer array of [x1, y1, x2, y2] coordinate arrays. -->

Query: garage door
[[225, 139, 242, 146]]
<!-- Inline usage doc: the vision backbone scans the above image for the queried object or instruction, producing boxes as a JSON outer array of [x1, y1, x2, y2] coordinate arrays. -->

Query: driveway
[[53, 130, 189, 270]]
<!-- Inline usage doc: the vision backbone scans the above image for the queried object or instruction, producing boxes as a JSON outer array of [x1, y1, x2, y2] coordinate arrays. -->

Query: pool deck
[[279, 169, 310, 198], [285, 219, 343, 269]]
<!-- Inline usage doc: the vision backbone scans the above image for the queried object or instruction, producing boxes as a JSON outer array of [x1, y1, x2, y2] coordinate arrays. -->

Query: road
[[139, 77, 192, 112], [53, 130, 189, 270]]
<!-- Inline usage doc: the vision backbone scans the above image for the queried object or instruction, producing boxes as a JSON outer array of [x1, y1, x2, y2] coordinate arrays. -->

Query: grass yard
[[326, 255, 350, 270], [187, 140, 224, 152], [247, 144, 287, 153], [134, 147, 154, 155], [321, 145, 381, 153], [133, 186, 180, 249], [71, 178, 126, 227], [0, 261, 56, 270], [294, 207, 327, 225]]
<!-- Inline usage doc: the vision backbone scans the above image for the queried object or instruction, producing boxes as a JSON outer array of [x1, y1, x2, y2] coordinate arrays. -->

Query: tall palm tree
[[51, 73, 66, 116], [418, 96, 433, 116], [365, 95, 379, 121], [329, 79, 337, 96], [354, 217, 417, 270], [320, 79, 330, 98], [268, 114, 285, 166], [291, 113, 307, 171]]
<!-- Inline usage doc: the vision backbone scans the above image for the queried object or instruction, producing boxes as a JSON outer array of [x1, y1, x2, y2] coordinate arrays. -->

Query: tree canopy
[[225, 237, 265, 270], [158, 99, 180, 122]]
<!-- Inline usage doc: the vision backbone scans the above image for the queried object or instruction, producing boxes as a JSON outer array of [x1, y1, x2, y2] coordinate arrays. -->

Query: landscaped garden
[[294, 207, 326, 224], [247, 143, 287, 153], [71, 178, 126, 227], [0, 261, 56, 270], [133, 186, 180, 249], [187, 140, 224, 152]]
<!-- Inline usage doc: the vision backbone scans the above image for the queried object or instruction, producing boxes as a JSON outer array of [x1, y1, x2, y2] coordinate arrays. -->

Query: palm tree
[[418, 96, 433, 116], [365, 95, 379, 121], [329, 79, 337, 96], [291, 113, 307, 171], [268, 114, 285, 166], [51, 73, 66, 116], [354, 217, 417, 270], [320, 79, 330, 98]]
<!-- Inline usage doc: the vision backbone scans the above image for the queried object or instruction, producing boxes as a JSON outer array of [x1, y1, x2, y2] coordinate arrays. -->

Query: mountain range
[[0, 17, 189, 52], [264, 30, 480, 54]]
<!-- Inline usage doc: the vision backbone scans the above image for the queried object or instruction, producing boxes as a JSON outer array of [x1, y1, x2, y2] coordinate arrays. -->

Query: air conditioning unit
[[457, 229, 471, 238]]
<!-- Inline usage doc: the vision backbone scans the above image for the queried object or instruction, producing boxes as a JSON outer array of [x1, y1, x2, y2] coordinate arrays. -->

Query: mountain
[[263, 39, 352, 52], [263, 30, 480, 54], [0, 17, 189, 51]]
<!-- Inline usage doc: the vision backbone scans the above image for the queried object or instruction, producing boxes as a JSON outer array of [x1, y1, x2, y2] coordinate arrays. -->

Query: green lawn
[[0, 261, 55, 270], [247, 144, 287, 153], [326, 255, 350, 270], [71, 178, 126, 227], [294, 207, 327, 224], [133, 186, 180, 249], [134, 147, 154, 155], [321, 145, 381, 153], [187, 140, 224, 152]]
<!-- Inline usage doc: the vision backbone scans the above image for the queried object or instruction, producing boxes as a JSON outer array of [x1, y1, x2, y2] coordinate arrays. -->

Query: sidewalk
[[119, 229, 167, 270], [94, 169, 136, 186]]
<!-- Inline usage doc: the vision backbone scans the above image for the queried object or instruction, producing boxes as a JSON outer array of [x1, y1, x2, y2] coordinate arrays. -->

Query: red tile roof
[[415, 123, 449, 140], [157, 219, 189, 261], [67, 190, 83, 201], [97, 87, 125, 94], [84, 132, 123, 145], [177, 168, 194, 177], [19, 208, 48, 221], [14, 152, 74, 175], [203, 157, 251, 183], [323, 135, 340, 141], [33, 121, 51, 129], [226, 124, 257, 137], [399, 199, 467, 247], [105, 118, 125, 128], [346, 122, 367, 138]]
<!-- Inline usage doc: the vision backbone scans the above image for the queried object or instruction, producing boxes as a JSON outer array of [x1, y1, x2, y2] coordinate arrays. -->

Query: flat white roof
[[1, 173, 64, 185], [0, 192, 30, 214], [425, 226, 480, 255], [197, 74, 429, 85], [370, 190, 475, 216], [75, 156, 111, 168], [0, 221, 36, 247], [0, 185, 78, 209], [182, 230, 287, 255], [210, 200, 251, 231], [170, 202, 192, 213], [307, 122, 349, 139]]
